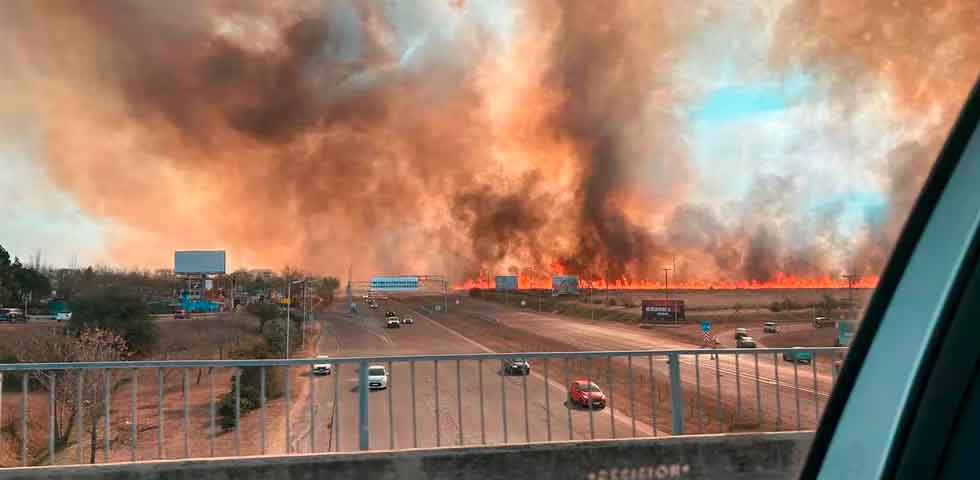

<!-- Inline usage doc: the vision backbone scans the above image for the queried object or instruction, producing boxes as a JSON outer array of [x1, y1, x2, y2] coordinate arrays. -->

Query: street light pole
[[285, 278, 291, 359]]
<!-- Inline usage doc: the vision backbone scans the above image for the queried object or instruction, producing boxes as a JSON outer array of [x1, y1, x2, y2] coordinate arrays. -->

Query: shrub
[[68, 287, 158, 355]]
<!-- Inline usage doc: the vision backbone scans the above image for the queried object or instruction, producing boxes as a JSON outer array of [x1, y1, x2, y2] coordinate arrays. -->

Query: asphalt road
[[446, 299, 840, 433], [289, 303, 658, 453]]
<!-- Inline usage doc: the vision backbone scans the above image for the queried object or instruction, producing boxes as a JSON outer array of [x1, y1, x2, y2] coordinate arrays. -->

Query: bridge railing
[[0, 347, 846, 467]]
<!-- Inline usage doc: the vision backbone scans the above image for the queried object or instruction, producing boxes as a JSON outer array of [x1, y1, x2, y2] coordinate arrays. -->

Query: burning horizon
[[1, 1, 977, 287], [456, 270, 880, 291]]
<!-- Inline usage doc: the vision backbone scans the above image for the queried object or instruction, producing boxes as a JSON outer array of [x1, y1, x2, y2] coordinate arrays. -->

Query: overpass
[[0, 346, 839, 470], [2, 431, 811, 479]]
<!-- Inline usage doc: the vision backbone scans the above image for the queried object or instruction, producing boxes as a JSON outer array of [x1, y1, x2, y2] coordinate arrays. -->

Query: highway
[[289, 303, 658, 453], [435, 298, 838, 433]]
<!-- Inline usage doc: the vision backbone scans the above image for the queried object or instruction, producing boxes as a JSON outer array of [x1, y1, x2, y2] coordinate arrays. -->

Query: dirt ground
[[466, 288, 872, 314], [759, 327, 839, 349], [0, 312, 324, 467], [448, 289, 848, 349]]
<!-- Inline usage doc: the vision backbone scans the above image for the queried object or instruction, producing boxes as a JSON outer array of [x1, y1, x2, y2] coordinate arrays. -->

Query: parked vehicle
[[367, 365, 389, 389], [736, 336, 757, 348], [55, 311, 72, 322], [313, 355, 332, 375], [567, 381, 606, 409], [734, 327, 748, 340], [503, 358, 530, 375], [174, 309, 190, 319], [0, 308, 24, 323], [386, 317, 400, 328], [782, 347, 813, 364], [763, 321, 778, 333], [400, 315, 414, 325], [0, 311, 9, 323]]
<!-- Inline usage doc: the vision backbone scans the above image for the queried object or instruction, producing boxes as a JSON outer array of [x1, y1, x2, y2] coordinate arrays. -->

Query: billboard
[[836, 320, 857, 347], [495, 275, 518, 291], [370, 276, 419, 292], [174, 251, 226, 274], [641, 300, 686, 323], [551, 276, 580, 296]]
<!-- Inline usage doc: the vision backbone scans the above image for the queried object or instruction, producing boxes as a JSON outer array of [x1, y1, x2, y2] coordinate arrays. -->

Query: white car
[[386, 318, 400, 328], [367, 365, 389, 389], [313, 355, 332, 375], [55, 311, 72, 322], [400, 315, 414, 325]]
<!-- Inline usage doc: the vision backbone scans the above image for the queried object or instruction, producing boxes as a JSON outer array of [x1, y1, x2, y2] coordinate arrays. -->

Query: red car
[[568, 380, 607, 409]]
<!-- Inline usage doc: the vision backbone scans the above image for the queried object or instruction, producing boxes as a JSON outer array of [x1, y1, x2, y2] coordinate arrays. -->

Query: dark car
[[504, 358, 530, 375], [814, 316, 835, 328], [400, 315, 414, 325], [0, 311, 9, 323]]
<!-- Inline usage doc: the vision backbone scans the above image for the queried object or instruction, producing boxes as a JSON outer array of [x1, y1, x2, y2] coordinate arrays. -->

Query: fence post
[[358, 360, 369, 450], [668, 353, 684, 435]]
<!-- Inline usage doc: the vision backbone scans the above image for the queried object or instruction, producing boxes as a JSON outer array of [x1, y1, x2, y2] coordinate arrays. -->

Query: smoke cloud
[[1, 0, 976, 284]]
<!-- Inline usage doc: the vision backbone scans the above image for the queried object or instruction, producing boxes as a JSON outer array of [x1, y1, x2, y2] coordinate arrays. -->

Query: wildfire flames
[[457, 272, 880, 291], [1, 1, 976, 287]]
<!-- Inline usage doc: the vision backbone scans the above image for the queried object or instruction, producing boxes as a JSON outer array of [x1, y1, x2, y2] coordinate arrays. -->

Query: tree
[[246, 303, 280, 334], [68, 287, 158, 355], [17, 328, 128, 463], [316, 276, 340, 304]]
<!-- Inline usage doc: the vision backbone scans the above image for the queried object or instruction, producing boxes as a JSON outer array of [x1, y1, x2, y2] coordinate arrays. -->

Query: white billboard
[[174, 251, 226, 274]]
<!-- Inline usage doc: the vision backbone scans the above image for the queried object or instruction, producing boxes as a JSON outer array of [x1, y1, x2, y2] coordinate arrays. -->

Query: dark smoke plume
[[1, 0, 976, 285]]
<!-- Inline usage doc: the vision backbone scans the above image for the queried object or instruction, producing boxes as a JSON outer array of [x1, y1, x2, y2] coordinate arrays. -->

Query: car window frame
[[804, 79, 980, 478]]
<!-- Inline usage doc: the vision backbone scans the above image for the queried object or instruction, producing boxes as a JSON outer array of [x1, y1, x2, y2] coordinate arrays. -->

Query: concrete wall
[[1, 432, 812, 480]]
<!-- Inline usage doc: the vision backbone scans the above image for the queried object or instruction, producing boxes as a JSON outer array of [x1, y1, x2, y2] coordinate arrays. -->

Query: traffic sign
[[701, 321, 711, 333]]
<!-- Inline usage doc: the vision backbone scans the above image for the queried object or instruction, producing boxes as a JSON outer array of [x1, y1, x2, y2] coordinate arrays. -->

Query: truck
[[641, 299, 686, 323]]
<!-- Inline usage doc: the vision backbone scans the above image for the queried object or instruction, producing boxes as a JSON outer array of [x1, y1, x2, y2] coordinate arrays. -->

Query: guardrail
[[0, 347, 846, 467]]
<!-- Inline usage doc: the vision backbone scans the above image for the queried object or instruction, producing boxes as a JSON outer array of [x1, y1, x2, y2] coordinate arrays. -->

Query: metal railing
[[0, 347, 846, 467]]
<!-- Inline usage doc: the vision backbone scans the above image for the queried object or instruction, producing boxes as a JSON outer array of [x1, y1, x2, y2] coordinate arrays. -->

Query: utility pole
[[663, 267, 672, 324], [589, 273, 594, 321], [843, 274, 860, 322], [535, 266, 542, 312], [672, 255, 678, 324], [285, 277, 291, 359]]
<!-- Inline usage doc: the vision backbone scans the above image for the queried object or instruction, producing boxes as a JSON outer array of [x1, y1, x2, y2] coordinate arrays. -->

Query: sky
[[0, 0, 976, 282]]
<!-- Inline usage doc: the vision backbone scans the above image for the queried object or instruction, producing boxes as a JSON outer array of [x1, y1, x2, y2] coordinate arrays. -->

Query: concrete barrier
[[1, 432, 811, 480]]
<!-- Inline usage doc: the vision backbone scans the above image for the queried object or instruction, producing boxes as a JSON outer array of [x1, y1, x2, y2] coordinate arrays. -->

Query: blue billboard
[[551, 276, 580, 296], [370, 276, 419, 292], [495, 275, 518, 291]]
